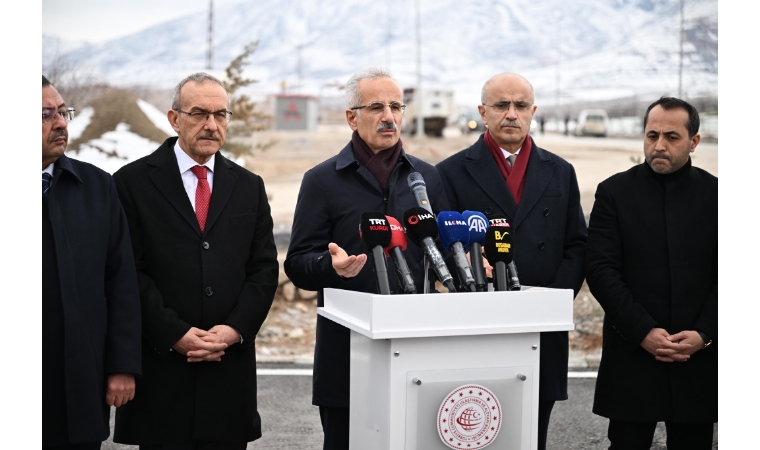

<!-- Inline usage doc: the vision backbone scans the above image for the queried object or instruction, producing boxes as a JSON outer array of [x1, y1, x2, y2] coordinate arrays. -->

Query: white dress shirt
[[173, 141, 214, 211]]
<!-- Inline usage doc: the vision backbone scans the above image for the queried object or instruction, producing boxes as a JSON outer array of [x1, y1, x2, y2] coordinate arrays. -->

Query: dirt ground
[[242, 126, 719, 366]]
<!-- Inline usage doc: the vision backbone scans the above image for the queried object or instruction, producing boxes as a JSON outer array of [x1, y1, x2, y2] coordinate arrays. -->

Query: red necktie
[[190, 165, 211, 232]]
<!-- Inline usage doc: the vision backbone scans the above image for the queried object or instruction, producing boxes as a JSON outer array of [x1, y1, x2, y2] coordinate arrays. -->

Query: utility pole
[[297, 44, 303, 92], [678, 0, 684, 98], [206, 0, 213, 70], [415, 0, 424, 137], [556, 13, 561, 119]]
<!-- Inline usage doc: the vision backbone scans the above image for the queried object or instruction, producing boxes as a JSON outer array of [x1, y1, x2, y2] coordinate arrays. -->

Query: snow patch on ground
[[71, 123, 160, 173], [137, 99, 176, 136], [66, 106, 94, 141]]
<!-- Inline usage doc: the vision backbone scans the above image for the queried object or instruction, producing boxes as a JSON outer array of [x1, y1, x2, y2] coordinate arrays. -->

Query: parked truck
[[401, 87, 457, 137]]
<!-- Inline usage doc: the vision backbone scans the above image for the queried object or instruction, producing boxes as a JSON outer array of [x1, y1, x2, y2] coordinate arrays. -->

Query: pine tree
[[221, 41, 275, 159]]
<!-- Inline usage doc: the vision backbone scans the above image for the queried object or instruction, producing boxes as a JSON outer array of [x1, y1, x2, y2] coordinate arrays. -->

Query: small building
[[274, 94, 318, 131]]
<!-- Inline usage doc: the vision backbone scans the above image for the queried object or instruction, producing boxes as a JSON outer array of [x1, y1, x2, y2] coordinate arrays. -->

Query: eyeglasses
[[176, 109, 233, 124], [482, 101, 533, 114], [350, 101, 406, 116], [42, 107, 75, 124]]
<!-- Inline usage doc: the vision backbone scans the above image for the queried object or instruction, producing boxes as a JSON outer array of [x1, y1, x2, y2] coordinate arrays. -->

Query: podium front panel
[[405, 367, 533, 449], [350, 331, 540, 450]]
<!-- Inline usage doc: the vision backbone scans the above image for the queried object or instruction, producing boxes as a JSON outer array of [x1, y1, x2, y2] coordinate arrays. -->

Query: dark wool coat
[[435, 134, 587, 402], [43, 155, 142, 446], [284, 142, 450, 408], [112, 137, 279, 444], [586, 159, 718, 423]]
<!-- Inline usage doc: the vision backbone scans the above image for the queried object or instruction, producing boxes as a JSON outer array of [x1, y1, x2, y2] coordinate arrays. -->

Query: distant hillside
[[43, 0, 717, 106]]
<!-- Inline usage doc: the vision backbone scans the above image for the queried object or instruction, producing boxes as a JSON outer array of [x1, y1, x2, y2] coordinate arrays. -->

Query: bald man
[[436, 73, 587, 450]]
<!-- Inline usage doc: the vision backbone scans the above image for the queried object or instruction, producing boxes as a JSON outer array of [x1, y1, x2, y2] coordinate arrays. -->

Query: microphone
[[407, 172, 434, 215], [402, 207, 456, 293], [487, 215, 521, 291], [437, 211, 476, 292], [462, 210, 489, 292], [483, 226, 514, 292], [359, 212, 393, 295], [384, 216, 417, 294]]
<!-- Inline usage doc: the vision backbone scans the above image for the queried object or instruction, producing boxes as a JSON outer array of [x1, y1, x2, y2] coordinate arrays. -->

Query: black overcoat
[[435, 134, 587, 401], [111, 137, 279, 444], [284, 142, 450, 408], [43, 155, 142, 445], [586, 159, 718, 423]]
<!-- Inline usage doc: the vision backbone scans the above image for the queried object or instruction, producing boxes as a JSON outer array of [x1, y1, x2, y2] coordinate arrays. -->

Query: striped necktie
[[42, 173, 53, 198], [507, 154, 517, 167]]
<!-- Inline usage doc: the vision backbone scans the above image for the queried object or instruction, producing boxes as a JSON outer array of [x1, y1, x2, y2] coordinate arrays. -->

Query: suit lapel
[[204, 153, 236, 234], [463, 137, 518, 221], [513, 142, 555, 228], [147, 143, 203, 236]]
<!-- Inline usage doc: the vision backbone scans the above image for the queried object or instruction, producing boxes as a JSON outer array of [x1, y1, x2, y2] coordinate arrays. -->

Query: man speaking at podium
[[285, 67, 449, 450], [435, 72, 587, 450]]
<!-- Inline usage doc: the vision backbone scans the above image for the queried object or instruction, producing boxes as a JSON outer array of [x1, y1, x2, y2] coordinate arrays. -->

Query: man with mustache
[[112, 73, 279, 449], [42, 75, 142, 449], [586, 97, 717, 449], [285, 66, 450, 450], [436, 72, 587, 450]]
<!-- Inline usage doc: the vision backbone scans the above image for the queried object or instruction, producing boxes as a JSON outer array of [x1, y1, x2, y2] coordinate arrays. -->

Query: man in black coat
[[112, 73, 279, 449], [42, 75, 142, 449], [586, 97, 717, 449], [435, 72, 587, 450], [284, 67, 450, 450]]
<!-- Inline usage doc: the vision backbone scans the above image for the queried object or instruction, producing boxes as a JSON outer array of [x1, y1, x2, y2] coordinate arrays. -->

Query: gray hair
[[481, 72, 535, 105], [171, 72, 229, 111], [345, 66, 397, 110]]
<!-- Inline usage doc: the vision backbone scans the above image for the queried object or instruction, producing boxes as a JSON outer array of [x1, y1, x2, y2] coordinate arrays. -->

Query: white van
[[574, 109, 609, 137]]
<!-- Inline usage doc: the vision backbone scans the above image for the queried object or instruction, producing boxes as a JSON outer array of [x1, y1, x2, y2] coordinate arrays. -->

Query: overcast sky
[[42, 0, 242, 42]]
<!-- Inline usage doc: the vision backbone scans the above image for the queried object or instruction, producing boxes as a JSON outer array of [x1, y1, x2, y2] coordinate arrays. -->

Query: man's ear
[[346, 109, 359, 131], [167, 109, 180, 134], [690, 133, 701, 152]]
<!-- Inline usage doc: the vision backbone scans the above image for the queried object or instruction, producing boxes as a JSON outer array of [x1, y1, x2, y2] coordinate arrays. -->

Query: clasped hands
[[173, 325, 241, 363], [641, 327, 704, 363]]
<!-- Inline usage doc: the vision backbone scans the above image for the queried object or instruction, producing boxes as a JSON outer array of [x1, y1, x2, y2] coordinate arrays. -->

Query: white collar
[[173, 140, 215, 174]]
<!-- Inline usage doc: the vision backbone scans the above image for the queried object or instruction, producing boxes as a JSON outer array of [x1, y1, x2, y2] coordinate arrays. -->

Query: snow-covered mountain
[[43, 0, 717, 107]]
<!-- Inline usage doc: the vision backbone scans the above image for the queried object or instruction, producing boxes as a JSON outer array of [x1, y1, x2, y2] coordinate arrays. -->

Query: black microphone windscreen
[[402, 207, 439, 246], [360, 212, 392, 250], [483, 226, 514, 264], [487, 214, 512, 228]]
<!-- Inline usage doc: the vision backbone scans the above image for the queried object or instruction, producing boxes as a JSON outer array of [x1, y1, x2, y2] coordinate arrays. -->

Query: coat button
[[205, 287, 213, 296], [538, 242, 545, 250], [543, 208, 549, 217], [484, 207, 492, 215], [203, 241, 210, 250]]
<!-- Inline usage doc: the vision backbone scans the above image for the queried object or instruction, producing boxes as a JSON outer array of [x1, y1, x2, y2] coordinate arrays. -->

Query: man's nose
[[654, 135, 668, 151], [380, 105, 395, 122], [52, 112, 68, 130], [203, 114, 219, 130], [505, 104, 519, 120]]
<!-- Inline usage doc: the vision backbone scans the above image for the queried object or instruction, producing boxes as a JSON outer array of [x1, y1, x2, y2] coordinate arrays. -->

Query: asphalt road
[[102, 365, 717, 450]]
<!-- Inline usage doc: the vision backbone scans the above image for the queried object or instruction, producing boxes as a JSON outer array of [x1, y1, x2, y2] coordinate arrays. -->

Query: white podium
[[319, 287, 574, 450]]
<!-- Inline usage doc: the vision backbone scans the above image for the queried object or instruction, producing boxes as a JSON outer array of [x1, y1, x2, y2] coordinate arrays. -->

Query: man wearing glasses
[[42, 75, 142, 449], [285, 66, 450, 450], [112, 73, 279, 449], [436, 73, 587, 450]]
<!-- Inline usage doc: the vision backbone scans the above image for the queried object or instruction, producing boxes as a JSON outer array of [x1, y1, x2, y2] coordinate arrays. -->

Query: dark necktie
[[190, 165, 211, 232], [42, 173, 53, 198], [507, 154, 517, 167]]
